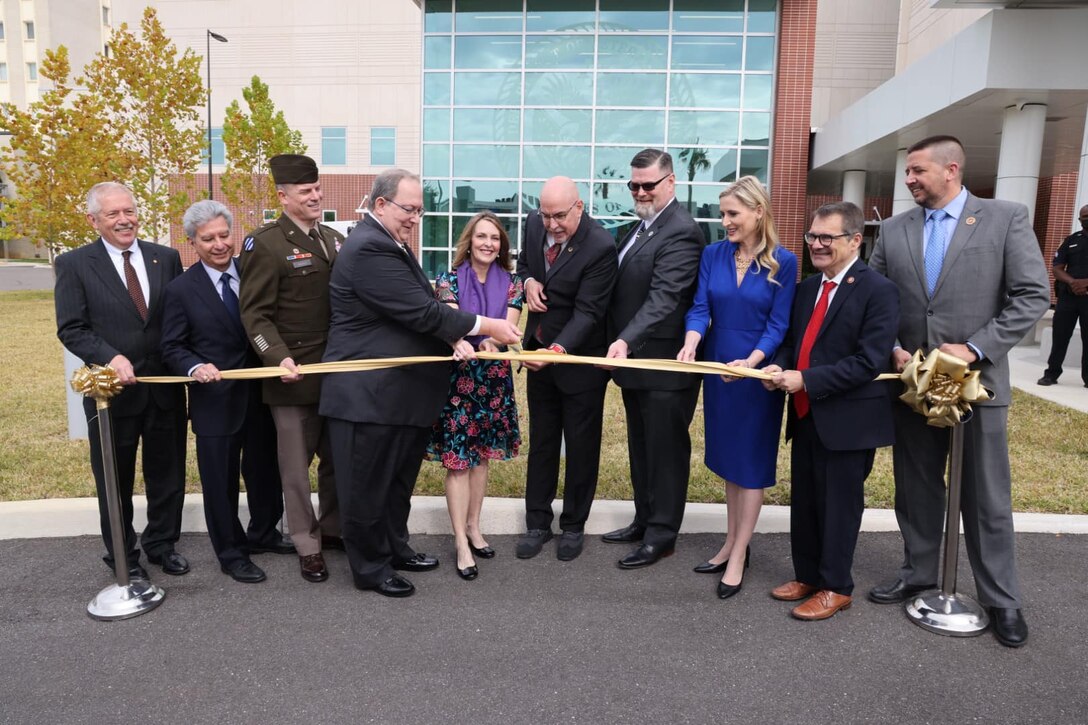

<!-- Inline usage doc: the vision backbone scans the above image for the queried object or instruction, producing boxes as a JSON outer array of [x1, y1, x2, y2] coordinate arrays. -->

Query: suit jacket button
[[926, 310, 934, 317]]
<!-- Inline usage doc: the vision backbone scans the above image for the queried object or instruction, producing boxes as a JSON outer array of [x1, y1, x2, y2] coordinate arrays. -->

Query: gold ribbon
[[71, 364, 124, 409], [892, 349, 993, 428]]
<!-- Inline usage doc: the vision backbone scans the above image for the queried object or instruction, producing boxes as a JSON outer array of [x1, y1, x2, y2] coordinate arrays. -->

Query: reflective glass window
[[739, 148, 769, 182], [454, 108, 521, 143], [454, 73, 522, 105], [455, 0, 523, 33], [593, 146, 639, 179], [209, 128, 224, 165], [598, 36, 668, 70], [371, 127, 396, 166], [747, 0, 778, 34], [671, 36, 743, 71], [742, 74, 773, 110], [595, 109, 665, 145], [668, 110, 738, 147], [424, 109, 450, 142], [423, 179, 451, 212], [675, 184, 727, 220], [424, 73, 451, 105], [525, 72, 593, 106], [524, 109, 592, 143], [455, 36, 522, 70], [672, 0, 744, 33], [596, 73, 666, 108], [424, 0, 453, 33], [525, 0, 595, 32], [745, 36, 774, 71], [423, 145, 451, 178], [669, 147, 739, 183], [591, 184, 635, 219], [452, 180, 521, 214], [321, 127, 347, 166], [669, 73, 741, 108], [599, 0, 668, 32], [523, 145, 592, 180], [452, 144, 520, 178], [525, 35, 595, 69], [424, 36, 452, 70], [741, 112, 771, 145], [423, 248, 451, 280]]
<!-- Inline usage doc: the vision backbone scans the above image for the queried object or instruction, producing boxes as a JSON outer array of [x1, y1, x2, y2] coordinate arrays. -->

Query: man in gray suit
[[868, 135, 1049, 648]]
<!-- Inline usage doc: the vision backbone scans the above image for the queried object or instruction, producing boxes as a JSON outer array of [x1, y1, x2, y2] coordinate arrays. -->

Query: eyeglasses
[[626, 173, 672, 193], [803, 232, 851, 247], [539, 200, 578, 224], [382, 198, 425, 218]]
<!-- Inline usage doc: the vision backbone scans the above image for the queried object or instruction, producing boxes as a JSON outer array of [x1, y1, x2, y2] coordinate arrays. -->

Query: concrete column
[[1075, 104, 1088, 234], [842, 170, 866, 210], [995, 102, 1047, 225], [892, 148, 912, 216], [64, 348, 88, 440]]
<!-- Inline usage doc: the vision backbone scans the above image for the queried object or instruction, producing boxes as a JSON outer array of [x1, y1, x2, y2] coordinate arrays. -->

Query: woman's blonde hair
[[451, 211, 512, 271], [719, 176, 781, 285]]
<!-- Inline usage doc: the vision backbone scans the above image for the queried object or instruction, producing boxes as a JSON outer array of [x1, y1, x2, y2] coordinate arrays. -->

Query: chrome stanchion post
[[73, 366, 166, 621], [904, 419, 989, 636]]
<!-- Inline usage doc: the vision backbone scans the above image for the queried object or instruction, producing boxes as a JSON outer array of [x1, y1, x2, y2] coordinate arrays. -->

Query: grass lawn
[[2, 289, 1086, 514]]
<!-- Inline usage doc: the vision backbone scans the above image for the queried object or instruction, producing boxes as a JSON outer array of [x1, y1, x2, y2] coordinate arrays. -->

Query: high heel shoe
[[694, 545, 750, 574], [457, 563, 479, 580], [717, 579, 742, 599], [469, 542, 496, 559]]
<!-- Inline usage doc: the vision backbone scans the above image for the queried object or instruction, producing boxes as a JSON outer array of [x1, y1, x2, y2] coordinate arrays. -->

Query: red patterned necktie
[[544, 241, 561, 268], [792, 280, 836, 419], [122, 250, 148, 321]]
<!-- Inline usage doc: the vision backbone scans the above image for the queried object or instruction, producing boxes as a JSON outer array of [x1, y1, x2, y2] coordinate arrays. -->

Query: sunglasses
[[626, 173, 672, 193]]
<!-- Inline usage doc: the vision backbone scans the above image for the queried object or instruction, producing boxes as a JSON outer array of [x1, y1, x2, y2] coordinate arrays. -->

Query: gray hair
[[813, 201, 865, 238], [182, 200, 233, 239], [86, 182, 136, 215], [366, 168, 421, 211]]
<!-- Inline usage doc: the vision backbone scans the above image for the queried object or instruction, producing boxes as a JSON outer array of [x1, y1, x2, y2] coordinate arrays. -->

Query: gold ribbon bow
[[896, 349, 992, 428]]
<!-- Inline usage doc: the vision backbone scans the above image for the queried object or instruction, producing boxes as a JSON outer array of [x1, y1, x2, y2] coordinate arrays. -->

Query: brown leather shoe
[[771, 580, 817, 601], [791, 590, 852, 620], [299, 553, 328, 583]]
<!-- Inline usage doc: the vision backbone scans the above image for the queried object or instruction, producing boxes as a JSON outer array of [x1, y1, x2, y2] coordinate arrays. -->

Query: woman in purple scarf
[[426, 212, 524, 581]]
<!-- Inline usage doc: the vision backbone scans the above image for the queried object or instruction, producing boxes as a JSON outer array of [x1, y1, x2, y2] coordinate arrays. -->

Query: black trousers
[[327, 418, 424, 588], [87, 400, 186, 567], [621, 384, 700, 549], [1044, 294, 1088, 384], [195, 394, 283, 566], [789, 415, 874, 596], [524, 367, 607, 533]]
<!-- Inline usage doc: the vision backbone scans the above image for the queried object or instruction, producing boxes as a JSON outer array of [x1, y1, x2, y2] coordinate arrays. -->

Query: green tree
[[82, 7, 206, 242], [221, 75, 306, 228], [677, 144, 711, 214], [0, 47, 120, 255]]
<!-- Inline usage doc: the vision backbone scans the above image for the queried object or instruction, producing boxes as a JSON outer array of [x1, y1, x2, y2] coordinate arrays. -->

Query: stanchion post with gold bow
[[896, 350, 991, 636], [72, 365, 166, 621]]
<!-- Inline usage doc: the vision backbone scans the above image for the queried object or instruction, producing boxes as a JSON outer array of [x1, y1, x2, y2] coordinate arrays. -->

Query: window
[[209, 127, 224, 165], [0, 23, 6, 41], [370, 127, 395, 166], [0, 64, 7, 82], [26, 62, 37, 81], [24, 21, 34, 41], [321, 127, 346, 166], [322, 210, 337, 223], [102, 6, 110, 25]]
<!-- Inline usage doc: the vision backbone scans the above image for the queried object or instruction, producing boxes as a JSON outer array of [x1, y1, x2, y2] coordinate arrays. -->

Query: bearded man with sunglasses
[[602, 149, 707, 569]]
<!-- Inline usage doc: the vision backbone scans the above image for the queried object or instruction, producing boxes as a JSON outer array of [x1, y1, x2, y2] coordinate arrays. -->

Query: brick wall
[[1035, 172, 1080, 302]]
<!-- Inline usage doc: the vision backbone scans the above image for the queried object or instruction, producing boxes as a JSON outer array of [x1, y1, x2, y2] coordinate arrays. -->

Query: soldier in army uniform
[[1039, 204, 1088, 387], [239, 154, 343, 583]]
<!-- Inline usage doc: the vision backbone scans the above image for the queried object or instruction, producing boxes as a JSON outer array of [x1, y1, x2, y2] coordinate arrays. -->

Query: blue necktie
[[220, 272, 240, 320], [924, 209, 949, 296]]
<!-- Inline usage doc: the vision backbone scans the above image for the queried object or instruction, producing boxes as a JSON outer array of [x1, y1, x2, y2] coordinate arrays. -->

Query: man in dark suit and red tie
[[602, 148, 707, 569], [55, 181, 188, 580], [762, 201, 899, 620], [514, 176, 617, 562], [161, 200, 293, 584]]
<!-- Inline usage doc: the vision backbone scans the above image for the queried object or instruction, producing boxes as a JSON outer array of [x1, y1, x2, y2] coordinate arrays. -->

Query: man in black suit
[[514, 176, 617, 561], [55, 181, 188, 579], [763, 202, 899, 620], [320, 169, 521, 598], [602, 149, 707, 568], [161, 200, 293, 584]]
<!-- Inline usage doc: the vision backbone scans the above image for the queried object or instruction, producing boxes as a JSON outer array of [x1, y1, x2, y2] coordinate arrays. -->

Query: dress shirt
[[102, 238, 150, 308]]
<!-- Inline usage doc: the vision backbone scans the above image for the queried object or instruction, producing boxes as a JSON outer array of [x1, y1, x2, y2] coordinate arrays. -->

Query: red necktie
[[793, 280, 836, 419], [544, 242, 561, 268], [122, 250, 149, 321]]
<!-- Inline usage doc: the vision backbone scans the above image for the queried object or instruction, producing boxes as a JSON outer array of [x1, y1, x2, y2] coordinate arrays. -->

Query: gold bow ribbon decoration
[[70, 365, 124, 407], [896, 349, 992, 428]]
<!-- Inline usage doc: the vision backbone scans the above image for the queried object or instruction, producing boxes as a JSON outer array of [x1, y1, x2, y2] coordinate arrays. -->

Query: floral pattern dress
[[425, 271, 525, 470]]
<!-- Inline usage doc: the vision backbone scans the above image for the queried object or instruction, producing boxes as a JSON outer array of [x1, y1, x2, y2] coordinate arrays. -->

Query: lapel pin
[[292, 248, 300, 254], [846, 276, 855, 284], [966, 216, 977, 226], [647, 230, 655, 238], [152, 259, 158, 264]]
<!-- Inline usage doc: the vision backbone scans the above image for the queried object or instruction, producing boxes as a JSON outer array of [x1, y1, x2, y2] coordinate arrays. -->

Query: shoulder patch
[[244, 237, 255, 252]]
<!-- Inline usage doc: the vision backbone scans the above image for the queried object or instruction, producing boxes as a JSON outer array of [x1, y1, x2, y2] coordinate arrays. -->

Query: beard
[[634, 199, 659, 221]]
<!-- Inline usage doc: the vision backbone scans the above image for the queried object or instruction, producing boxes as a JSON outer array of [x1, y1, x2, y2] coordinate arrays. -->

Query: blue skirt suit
[[686, 242, 797, 488]]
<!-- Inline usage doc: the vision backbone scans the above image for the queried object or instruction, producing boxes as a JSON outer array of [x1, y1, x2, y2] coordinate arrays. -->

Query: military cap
[[269, 154, 319, 184]]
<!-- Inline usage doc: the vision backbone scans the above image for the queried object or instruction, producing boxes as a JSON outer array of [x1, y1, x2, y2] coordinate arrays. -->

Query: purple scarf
[[456, 260, 511, 348]]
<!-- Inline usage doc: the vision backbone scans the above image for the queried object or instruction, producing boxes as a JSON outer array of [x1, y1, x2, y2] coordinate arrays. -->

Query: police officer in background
[[239, 153, 344, 583], [1038, 204, 1088, 388]]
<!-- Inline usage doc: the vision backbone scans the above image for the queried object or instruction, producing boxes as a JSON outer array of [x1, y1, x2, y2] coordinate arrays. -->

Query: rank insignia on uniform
[[254, 334, 269, 352], [244, 237, 255, 251], [286, 252, 313, 261]]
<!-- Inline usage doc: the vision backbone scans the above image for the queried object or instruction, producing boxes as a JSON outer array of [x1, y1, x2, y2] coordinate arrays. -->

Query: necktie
[[619, 224, 645, 263], [121, 250, 148, 321], [309, 227, 329, 260], [924, 209, 948, 296], [220, 272, 240, 321], [544, 241, 562, 269], [793, 280, 837, 419]]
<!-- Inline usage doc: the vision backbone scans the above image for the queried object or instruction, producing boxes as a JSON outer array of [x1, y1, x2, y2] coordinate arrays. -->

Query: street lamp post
[[206, 30, 228, 200]]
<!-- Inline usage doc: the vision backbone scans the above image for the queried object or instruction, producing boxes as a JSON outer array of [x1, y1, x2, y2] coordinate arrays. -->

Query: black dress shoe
[[359, 574, 415, 598], [469, 543, 496, 559], [248, 535, 295, 555], [602, 523, 646, 544], [457, 564, 479, 581], [127, 564, 149, 581], [147, 550, 190, 576], [321, 535, 346, 551], [617, 543, 674, 569], [694, 545, 750, 574], [989, 607, 1028, 648], [556, 531, 585, 561], [393, 553, 440, 572], [515, 529, 553, 559], [1036, 376, 1058, 386], [867, 578, 935, 604], [221, 559, 267, 583], [717, 580, 742, 599]]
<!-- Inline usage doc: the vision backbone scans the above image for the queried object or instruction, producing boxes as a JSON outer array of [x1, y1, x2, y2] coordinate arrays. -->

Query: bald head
[[1080, 205, 1088, 231], [541, 176, 579, 208], [539, 176, 584, 244]]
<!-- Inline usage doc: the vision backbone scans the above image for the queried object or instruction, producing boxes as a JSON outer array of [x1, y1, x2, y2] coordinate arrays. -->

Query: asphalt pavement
[[0, 262, 52, 291]]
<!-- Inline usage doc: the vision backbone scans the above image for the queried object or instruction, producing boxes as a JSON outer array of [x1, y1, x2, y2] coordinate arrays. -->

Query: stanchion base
[[904, 589, 989, 637], [87, 579, 166, 621]]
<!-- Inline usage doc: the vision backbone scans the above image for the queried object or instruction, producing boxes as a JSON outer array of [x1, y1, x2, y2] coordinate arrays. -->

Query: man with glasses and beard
[[602, 148, 707, 569]]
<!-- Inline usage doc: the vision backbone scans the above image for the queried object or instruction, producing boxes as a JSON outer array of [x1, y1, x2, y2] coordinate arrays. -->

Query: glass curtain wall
[[421, 0, 777, 278]]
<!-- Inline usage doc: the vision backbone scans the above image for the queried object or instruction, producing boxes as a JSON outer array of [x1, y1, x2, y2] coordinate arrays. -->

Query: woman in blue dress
[[677, 176, 797, 599], [426, 212, 524, 581]]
